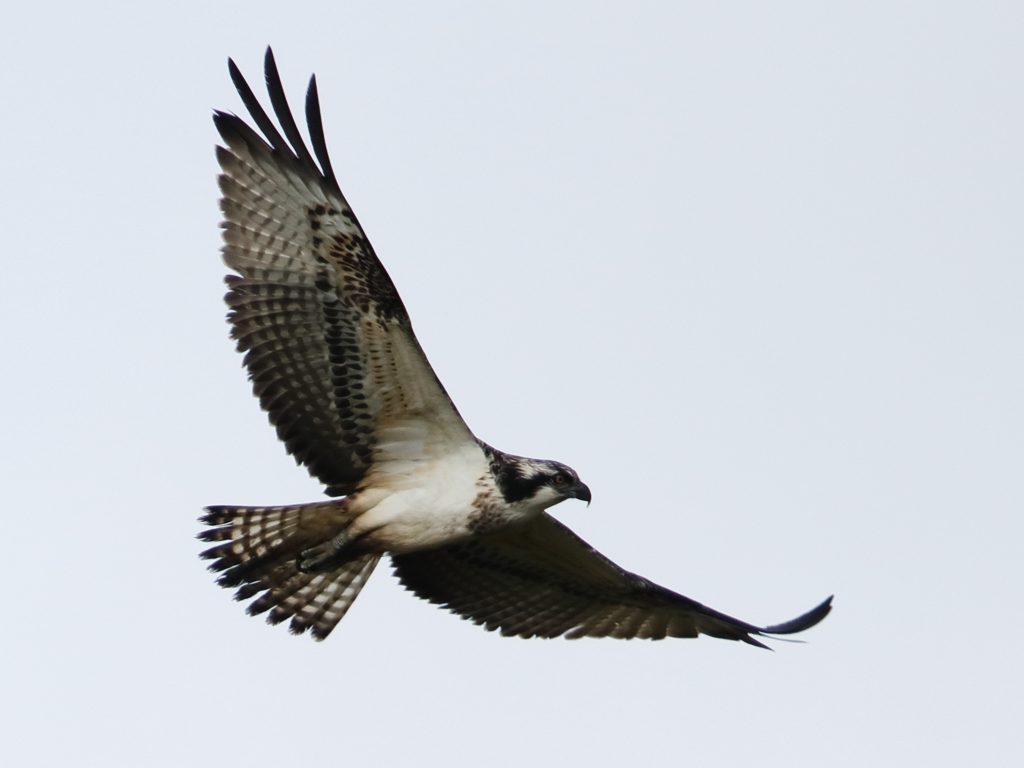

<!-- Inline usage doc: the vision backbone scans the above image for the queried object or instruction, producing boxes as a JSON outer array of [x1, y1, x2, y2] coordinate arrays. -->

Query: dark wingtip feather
[[221, 50, 340, 196], [227, 57, 241, 84], [742, 634, 773, 650], [264, 48, 316, 169], [212, 113, 241, 144], [762, 595, 833, 635], [305, 74, 340, 192], [226, 52, 290, 156]]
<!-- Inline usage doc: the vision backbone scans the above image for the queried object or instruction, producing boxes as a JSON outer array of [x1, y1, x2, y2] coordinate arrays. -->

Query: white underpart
[[518, 484, 563, 509], [346, 433, 543, 553]]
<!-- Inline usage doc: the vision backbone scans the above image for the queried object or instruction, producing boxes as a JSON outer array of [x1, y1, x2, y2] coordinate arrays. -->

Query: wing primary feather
[[741, 635, 772, 650], [263, 47, 318, 170], [305, 75, 340, 192], [227, 53, 293, 160], [761, 595, 833, 635], [213, 110, 274, 157]]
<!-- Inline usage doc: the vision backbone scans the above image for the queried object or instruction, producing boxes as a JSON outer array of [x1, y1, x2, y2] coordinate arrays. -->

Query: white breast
[[349, 441, 498, 553]]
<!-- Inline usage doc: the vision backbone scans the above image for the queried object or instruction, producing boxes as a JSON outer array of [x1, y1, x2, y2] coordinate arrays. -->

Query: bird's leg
[[297, 530, 352, 573]]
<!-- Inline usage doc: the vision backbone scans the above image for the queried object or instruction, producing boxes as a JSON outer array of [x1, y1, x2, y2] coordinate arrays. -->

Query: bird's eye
[[552, 473, 570, 487]]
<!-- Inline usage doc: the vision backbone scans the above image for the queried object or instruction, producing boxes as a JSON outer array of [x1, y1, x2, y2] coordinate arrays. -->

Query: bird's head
[[492, 454, 592, 510], [540, 461, 592, 508]]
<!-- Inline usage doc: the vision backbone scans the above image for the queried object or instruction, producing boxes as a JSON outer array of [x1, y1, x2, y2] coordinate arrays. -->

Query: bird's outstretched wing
[[392, 514, 832, 646], [215, 48, 472, 495]]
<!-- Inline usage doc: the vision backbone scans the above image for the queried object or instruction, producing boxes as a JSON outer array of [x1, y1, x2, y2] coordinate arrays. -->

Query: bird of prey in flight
[[199, 49, 832, 647]]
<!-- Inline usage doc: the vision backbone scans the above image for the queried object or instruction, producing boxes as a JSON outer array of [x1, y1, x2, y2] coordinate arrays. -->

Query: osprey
[[200, 49, 832, 647]]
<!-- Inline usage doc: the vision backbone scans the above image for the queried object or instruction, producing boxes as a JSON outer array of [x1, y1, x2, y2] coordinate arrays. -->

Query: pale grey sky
[[2, 2, 1021, 766]]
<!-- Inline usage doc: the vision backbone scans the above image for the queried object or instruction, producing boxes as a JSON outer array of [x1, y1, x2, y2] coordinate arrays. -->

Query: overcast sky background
[[2, 2, 1021, 765]]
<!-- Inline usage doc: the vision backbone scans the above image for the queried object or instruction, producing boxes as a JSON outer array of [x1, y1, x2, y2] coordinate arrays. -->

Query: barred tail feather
[[256, 555, 380, 640], [198, 501, 379, 639]]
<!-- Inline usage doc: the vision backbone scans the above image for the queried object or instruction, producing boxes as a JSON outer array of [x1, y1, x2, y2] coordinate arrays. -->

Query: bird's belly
[[348, 445, 533, 553], [353, 487, 486, 553]]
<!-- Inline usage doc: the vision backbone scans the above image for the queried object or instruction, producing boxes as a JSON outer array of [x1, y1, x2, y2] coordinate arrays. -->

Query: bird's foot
[[297, 531, 351, 573]]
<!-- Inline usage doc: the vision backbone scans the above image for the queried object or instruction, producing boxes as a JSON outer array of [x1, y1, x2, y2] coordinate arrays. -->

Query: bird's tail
[[198, 501, 380, 640]]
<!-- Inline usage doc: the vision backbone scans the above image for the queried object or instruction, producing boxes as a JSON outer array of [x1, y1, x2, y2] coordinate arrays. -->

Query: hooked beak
[[572, 482, 592, 506]]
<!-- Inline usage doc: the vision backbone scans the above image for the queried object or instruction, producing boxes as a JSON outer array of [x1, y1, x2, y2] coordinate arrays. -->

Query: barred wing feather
[[214, 49, 472, 496], [393, 514, 833, 646]]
